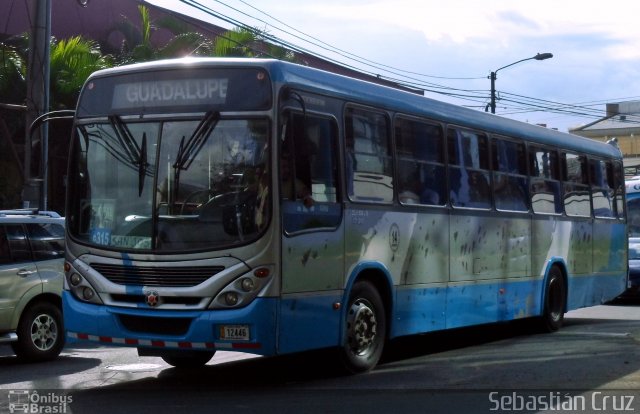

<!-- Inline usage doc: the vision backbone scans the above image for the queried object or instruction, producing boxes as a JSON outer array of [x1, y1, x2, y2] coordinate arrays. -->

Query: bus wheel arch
[[539, 263, 568, 332], [339, 269, 392, 373]]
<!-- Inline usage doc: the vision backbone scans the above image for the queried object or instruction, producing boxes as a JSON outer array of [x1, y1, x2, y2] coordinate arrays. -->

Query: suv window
[[0, 222, 65, 263], [4, 225, 31, 263], [0, 226, 10, 264], [26, 223, 65, 261]]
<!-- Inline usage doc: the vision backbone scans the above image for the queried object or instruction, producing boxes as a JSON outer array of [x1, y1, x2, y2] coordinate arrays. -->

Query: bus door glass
[[280, 112, 341, 233]]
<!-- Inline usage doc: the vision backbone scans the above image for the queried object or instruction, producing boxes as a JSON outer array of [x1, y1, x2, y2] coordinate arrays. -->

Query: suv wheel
[[11, 301, 64, 362]]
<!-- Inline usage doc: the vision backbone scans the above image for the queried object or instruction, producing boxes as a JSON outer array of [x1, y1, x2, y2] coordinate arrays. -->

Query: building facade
[[570, 101, 640, 176]]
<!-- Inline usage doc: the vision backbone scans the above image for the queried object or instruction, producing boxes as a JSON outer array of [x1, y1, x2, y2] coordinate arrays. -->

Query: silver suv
[[0, 209, 65, 361]]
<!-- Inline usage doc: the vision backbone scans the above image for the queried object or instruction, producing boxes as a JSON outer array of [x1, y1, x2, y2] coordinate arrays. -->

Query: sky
[[147, 0, 640, 133]]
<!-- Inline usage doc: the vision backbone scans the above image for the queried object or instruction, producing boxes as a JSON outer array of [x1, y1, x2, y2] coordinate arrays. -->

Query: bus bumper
[[62, 291, 277, 356]]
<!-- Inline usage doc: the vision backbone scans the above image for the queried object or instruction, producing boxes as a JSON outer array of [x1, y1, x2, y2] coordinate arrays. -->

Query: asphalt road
[[2, 299, 640, 413]]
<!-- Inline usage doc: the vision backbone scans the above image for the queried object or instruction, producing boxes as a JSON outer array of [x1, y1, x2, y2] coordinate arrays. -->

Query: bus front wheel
[[339, 281, 386, 373], [538, 266, 566, 332]]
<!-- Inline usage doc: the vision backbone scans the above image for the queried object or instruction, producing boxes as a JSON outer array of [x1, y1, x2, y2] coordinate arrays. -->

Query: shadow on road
[[0, 353, 101, 385]]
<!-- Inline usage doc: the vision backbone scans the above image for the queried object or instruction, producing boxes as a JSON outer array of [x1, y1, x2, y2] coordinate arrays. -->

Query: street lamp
[[488, 52, 553, 114]]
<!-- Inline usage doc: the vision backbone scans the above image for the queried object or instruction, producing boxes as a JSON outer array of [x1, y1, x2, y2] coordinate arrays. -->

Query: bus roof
[[83, 57, 621, 160]]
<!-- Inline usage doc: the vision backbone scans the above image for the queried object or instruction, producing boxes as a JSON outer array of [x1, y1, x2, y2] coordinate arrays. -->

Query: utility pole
[[24, 0, 51, 210], [488, 53, 553, 115]]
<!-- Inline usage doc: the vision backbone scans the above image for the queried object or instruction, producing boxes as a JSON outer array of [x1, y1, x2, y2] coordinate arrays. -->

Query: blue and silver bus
[[63, 58, 627, 372], [625, 176, 640, 293]]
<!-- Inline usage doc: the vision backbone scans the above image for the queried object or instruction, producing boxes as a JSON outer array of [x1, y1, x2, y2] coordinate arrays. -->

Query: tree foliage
[[49, 36, 113, 108]]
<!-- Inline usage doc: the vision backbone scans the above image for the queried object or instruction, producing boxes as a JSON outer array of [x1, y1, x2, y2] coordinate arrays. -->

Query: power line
[[169, 0, 637, 128]]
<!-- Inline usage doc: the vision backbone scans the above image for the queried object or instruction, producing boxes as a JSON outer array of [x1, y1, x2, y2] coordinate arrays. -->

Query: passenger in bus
[[469, 171, 491, 206], [450, 169, 490, 208], [280, 154, 314, 208]]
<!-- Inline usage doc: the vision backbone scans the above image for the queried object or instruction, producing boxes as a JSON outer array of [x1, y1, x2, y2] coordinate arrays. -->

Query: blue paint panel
[[391, 272, 627, 338], [63, 291, 278, 355], [392, 279, 543, 337], [445, 280, 543, 329], [278, 292, 342, 354], [567, 274, 627, 310], [393, 286, 447, 337]]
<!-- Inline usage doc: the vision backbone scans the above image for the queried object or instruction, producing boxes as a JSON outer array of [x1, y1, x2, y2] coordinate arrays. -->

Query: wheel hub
[[347, 300, 378, 356], [30, 314, 57, 351]]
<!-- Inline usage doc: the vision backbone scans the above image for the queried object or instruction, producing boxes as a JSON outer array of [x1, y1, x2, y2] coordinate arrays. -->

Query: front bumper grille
[[90, 263, 224, 287]]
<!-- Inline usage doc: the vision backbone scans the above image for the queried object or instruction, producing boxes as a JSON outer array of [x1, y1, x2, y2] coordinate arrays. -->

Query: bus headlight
[[240, 278, 255, 292], [210, 266, 273, 309], [65, 265, 103, 305], [70, 273, 83, 286], [82, 287, 96, 301], [224, 292, 239, 306]]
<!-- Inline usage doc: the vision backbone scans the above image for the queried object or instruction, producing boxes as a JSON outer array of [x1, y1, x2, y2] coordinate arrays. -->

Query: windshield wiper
[[174, 111, 220, 171], [109, 115, 149, 196], [172, 111, 220, 204]]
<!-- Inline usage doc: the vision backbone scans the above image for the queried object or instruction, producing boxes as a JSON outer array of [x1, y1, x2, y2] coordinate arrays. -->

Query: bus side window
[[492, 138, 528, 212], [345, 107, 393, 203], [613, 161, 625, 219], [590, 159, 615, 218], [563, 153, 591, 217], [281, 111, 340, 233], [395, 117, 446, 206], [529, 147, 562, 214], [447, 127, 490, 209], [628, 198, 640, 236]]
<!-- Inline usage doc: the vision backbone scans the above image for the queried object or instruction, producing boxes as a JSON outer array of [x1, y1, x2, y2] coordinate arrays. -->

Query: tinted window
[[529, 147, 562, 214], [26, 223, 65, 261], [395, 117, 446, 206], [5, 225, 30, 263], [281, 112, 340, 233], [492, 139, 528, 212], [0, 226, 10, 265], [563, 153, 591, 217], [590, 159, 615, 218], [447, 127, 490, 209], [346, 107, 393, 203]]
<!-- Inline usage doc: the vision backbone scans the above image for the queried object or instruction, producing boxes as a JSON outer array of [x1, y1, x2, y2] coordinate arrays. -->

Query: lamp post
[[489, 52, 553, 114]]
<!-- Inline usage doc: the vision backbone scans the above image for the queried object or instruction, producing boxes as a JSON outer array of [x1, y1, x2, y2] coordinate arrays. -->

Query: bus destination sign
[[77, 67, 272, 116], [112, 78, 229, 109]]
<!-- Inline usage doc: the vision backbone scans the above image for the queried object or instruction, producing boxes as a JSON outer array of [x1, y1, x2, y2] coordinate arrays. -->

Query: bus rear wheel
[[161, 351, 215, 368], [339, 281, 386, 374], [538, 266, 566, 332]]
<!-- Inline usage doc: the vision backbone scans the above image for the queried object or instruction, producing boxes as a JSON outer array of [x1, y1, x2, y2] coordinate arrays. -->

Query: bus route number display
[[112, 78, 229, 109]]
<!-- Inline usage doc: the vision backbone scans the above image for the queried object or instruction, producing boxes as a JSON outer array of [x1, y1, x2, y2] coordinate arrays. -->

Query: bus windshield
[[67, 115, 270, 252]]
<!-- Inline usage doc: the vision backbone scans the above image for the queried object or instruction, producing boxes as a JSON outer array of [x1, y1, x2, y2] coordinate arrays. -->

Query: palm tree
[[0, 35, 28, 106], [215, 27, 295, 61], [109, 5, 295, 63], [111, 5, 215, 64], [0, 34, 113, 110], [49, 36, 114, 109], [0, 33, 113, 210]]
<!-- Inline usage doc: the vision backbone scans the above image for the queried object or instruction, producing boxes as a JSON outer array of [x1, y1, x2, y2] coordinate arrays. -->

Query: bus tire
[[11, 301, 65, 362], [538, 266, 566, 332], [161, 351, 215, 368], [339, 281, 386, 373]]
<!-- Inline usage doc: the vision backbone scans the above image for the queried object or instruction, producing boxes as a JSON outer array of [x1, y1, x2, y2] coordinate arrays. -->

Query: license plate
[[219, 325, 250, 341]]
